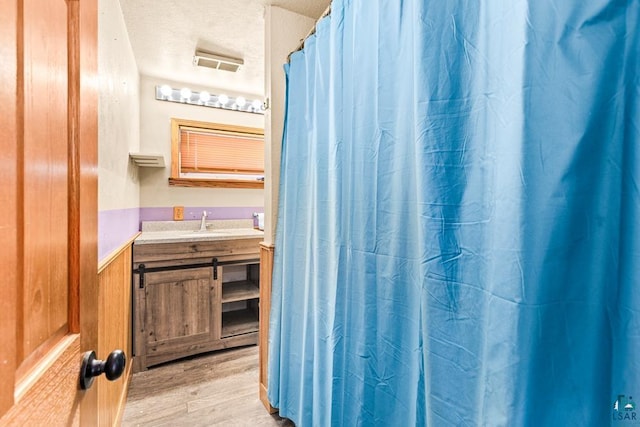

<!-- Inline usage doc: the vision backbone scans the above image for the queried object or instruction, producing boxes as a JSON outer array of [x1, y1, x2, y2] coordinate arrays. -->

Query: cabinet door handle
[[138, 263, 146, 288], [212, 258, 218, 280]]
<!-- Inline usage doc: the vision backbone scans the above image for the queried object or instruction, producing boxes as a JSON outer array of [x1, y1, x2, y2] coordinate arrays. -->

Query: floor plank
[[122, 345, 293, 426]]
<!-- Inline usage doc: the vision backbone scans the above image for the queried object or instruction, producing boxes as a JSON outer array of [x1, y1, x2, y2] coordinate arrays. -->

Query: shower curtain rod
[[287, 4, 332, 62]]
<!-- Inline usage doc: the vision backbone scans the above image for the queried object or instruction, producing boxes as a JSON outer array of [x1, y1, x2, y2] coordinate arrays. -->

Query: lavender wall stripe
[[99, 206, 264, 262], [139, 207, 263, 223], [138, 207, 174, 222], [98, 208, 140, 262]]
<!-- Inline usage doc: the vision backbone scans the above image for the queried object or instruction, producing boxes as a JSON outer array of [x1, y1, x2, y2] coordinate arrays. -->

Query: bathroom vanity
[[131, 221, 263, 372]]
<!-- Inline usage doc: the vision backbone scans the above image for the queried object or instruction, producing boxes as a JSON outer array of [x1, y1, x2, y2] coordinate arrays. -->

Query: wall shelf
[[129, 153, 165, 168]]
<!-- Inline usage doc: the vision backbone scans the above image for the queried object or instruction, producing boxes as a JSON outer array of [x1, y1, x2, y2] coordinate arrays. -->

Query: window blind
[[179, 128, 264, 175]]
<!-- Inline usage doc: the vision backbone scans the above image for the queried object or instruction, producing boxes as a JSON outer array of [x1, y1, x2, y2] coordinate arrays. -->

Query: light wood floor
[[122, 345, 294, 426]]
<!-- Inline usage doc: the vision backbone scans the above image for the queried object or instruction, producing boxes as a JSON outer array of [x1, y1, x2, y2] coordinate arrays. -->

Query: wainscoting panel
[[97, 237, 135, 426], [259, 243, 277, 413]]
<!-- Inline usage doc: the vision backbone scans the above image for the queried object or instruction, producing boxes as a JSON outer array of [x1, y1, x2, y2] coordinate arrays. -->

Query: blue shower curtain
[[269, 0, 639, 425]]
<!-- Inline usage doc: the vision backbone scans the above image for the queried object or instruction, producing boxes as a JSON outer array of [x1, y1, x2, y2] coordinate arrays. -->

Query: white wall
[[264, 7, 316, 244], [138, 75, 265, 208], [98, 0, 140, 212]]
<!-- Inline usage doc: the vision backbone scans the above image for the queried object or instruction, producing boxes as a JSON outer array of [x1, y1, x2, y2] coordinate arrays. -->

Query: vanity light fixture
[[179, 87, 192, 99], [199, 91, 211, 103], [155, 85, 266, 114]]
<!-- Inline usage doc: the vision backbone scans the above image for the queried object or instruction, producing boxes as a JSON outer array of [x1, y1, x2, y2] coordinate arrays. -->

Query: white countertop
[[135, 220, 264, 245]]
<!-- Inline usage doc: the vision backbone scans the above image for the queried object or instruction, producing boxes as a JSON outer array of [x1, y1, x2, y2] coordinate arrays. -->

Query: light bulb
[[251, 99, 262, 110], [235, 96, 246, 107], [218, 94, 229, 105], [199, 91, 211, 103], [180, 88, 192, 99], [160, 85, 172, 97]]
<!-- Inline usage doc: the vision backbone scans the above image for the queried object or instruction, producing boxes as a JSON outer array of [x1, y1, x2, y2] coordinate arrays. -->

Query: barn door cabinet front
[[132, 238, 261, 372]]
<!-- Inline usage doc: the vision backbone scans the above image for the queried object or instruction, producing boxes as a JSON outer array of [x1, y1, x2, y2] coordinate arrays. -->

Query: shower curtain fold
[[269, 0, 640, 425]]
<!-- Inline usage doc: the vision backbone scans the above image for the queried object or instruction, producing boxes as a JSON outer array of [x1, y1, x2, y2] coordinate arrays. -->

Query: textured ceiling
[[118, 0, 329, 97], [260, 0, 329, 19]]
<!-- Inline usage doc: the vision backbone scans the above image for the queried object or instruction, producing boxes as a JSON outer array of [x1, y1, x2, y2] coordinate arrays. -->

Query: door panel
[[21, 0, 70, 372], [3, 336, 81, 425], [0, 0, 18, 417], [144, 268, 218, 354], [0, 0, 99, 424]]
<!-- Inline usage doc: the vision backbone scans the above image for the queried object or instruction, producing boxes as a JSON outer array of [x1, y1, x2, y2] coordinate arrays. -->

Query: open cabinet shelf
[[222, 280, 259, 303], [222, 308, 259, 338], [220, 262, 260, 339]]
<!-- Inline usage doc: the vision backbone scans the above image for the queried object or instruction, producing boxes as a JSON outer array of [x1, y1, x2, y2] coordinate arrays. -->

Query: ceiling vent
[[193, 50, 243, 73]]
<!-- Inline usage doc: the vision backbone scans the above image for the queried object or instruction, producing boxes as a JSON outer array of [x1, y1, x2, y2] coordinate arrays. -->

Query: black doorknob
[[80, 349, 126, 390]]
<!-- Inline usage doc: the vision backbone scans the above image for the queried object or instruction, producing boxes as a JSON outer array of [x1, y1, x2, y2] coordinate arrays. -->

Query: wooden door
[[0, 0, 99, 425]]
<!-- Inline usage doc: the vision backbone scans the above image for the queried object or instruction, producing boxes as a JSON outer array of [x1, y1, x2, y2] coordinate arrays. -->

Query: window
[[169, 118, 264, 188]]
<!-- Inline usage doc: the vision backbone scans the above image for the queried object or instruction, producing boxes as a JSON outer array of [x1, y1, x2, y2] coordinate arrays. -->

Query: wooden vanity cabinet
[[132, 238, 261, 371]]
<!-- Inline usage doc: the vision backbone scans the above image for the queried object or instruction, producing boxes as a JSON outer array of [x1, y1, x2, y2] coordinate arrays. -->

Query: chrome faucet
[[199, 210, 207, 231]]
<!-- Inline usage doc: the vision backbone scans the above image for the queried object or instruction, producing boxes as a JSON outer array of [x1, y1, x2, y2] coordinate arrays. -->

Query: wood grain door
[[136, 267, 220, 369], [0, 0, 99, 424]]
